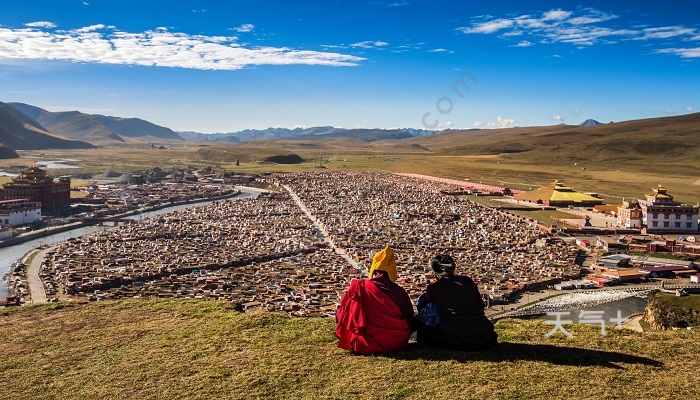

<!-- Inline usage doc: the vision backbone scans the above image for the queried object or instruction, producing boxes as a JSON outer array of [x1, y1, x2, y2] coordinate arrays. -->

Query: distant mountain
[[92, 115, 184, 141], [9, 103, 124, 143], [579, 119, 602, 127], [179, 126, 425, 143], [401, 127, 444, 137], [0, 101, 95, 151], [177, 131, 215, 142], [9, 102, 183, 144]]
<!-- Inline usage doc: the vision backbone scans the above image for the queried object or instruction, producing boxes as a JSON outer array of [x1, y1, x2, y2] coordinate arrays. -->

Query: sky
[[0, 0, 698, 133]]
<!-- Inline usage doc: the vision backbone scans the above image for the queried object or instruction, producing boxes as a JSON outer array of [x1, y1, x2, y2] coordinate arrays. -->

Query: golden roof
[[646, 183, 673, 199], [515, 180, 604, 204]]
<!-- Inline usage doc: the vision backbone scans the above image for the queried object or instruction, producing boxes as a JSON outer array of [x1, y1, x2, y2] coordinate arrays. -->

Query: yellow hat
[[368, 246, 397, 282]]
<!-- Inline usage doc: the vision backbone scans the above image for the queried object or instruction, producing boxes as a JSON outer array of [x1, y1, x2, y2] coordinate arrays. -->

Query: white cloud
[[457, 19, 514, 34], [552, 114, 565, 122], [637, 26, 696, 40], [74, 24, 105, 33], [0, 24, 365, 70], [350, 40, 389, 49], [83, 2, 89, 5], [370, 1, 409, 7], [231, 24, 255, 33], [685, 106, 693, 112], [428, 48, 447, 52], [456, 7, 698, 57], [435, 120, 454, 130], [572, 108, 581, 118], [24, 21, 57, 29], [542, 9, 572, 21], [654, 47, 700, 58], [474, 117, 517, 129], [663, 109, 677, 115]]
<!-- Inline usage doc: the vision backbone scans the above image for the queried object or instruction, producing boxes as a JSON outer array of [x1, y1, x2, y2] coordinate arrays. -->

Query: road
[[26, 246, 52, 304]]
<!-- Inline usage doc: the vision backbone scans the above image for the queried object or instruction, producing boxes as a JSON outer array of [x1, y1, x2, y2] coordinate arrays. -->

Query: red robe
[[335, 278, 412, 354]]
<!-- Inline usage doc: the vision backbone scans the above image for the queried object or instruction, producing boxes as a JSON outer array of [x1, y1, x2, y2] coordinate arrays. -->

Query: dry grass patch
[[1, 299, 698, 399]]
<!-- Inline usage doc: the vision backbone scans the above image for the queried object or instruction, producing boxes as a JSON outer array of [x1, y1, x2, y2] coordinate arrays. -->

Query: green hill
[[1, 299, 697, 399]]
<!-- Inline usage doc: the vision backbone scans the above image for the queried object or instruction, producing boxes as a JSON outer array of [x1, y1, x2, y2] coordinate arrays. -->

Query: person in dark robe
[[335, 246, 414, 354], [416, 254, 498, 351]]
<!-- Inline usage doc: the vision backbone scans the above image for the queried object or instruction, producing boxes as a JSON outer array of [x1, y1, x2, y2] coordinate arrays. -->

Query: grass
[[23, 249, 41, 266], [638, 318, 652, 331], [1, 299, 698, 399], [655, 293, 700, 311]]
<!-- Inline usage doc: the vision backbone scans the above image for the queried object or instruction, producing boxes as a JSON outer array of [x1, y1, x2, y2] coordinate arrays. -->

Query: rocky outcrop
[[643, 291, 700, 330]]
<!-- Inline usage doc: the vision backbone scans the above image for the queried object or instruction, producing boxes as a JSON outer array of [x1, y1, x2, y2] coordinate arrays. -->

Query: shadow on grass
[[382, 342, 663, 369]]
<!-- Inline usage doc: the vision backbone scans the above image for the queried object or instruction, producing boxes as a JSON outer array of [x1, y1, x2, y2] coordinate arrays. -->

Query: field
[[1, 144, 697, 204], [1, 299, 698, 399]]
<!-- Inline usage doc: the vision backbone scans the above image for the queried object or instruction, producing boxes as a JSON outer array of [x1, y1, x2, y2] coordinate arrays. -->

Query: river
[[0, 189, 261, 299]]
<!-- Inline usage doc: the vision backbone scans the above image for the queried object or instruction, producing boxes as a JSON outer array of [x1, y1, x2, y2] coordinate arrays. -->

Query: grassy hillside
[[8, 102, 126, 144], [1, 299, 698, 399], [412, 113, 700, 175], [0, 143, 19, 159]]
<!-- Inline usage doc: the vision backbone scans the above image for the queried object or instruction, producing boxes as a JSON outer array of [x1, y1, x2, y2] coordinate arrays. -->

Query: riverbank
[[0, 189, 244, 249]]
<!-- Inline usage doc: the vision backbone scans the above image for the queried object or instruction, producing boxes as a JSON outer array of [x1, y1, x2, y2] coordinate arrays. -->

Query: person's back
[[417, 255, 498, 351], [335, 246, 414, 354]]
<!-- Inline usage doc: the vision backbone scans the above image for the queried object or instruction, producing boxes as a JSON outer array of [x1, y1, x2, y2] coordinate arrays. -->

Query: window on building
[[652, 213, 658, 219], [663, 221, 670, 227], [688, 223, 693, 228], [652, 221, 658, 227], [664, 213, 669, 219], [675, 222, 681, 228]]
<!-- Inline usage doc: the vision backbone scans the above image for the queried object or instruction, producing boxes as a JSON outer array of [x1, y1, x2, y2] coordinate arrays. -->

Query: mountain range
[[1, 100, 698, 171], [8, 102, 184, 144], [0, 101, 95, 158], [177, 126, 439, 143]]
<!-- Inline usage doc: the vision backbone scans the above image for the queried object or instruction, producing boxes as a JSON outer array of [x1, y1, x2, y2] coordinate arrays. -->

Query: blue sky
[[0, 1, 698, 133]]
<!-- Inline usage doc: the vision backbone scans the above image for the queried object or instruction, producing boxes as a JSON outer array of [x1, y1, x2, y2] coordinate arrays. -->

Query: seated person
[[335, 246, 414, 354], [416, 254, 498, 351]]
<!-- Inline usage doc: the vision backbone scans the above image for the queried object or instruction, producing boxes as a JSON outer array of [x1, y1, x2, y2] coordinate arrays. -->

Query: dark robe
[[418, 274, 498, 351], [335, 272, 413, 354]]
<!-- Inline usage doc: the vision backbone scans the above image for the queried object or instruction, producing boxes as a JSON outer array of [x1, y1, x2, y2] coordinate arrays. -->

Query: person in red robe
[[335, 246, 414, 354]]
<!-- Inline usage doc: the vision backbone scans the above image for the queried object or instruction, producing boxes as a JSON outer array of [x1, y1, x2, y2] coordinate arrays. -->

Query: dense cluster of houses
[[37, 172, 583, 313]]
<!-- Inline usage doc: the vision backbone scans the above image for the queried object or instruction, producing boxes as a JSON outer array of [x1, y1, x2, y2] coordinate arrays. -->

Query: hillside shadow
[[382, 342, 663, 369]]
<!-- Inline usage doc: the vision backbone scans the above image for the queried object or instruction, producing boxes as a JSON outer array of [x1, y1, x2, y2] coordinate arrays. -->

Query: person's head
[[369, 245, 397, 282], [430, 254, 456, 276]]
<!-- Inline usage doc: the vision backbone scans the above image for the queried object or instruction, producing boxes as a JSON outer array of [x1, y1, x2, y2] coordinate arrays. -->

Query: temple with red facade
[[0, 166, 71, 213]]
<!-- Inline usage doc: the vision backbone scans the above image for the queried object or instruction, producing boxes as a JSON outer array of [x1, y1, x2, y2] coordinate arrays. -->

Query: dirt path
[[281, 184, 366, 274], [622, 315, 645, 333]]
